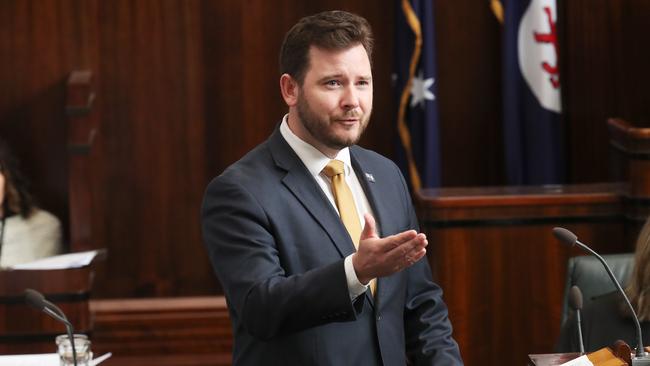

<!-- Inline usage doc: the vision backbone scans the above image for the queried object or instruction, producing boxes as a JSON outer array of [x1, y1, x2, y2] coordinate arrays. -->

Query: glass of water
[[56, 334, 93, 366]]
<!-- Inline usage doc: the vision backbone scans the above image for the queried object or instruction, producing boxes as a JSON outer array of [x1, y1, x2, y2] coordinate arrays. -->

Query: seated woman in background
[[556, 216, 650, 353], [0, 139, 62, 268]]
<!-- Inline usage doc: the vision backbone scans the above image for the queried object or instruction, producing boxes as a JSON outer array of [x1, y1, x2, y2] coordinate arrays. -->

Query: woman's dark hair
[[0, 139, 34, 218]]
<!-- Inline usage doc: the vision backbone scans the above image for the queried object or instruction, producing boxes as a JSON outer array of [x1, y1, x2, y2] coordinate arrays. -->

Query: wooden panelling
[[1, 0, 408, 299], [66, 70, 98, 251], [0, 0, 100, 247], [92, 0, 212, 297], [0, 268, 94, 354], [90, 296, 232, 366], [0, 1, 535, 299], [435, 0, 504, 186], [418, 185, 630, 366], [0, 4, 650, 366], [559, 0, 650, 183]]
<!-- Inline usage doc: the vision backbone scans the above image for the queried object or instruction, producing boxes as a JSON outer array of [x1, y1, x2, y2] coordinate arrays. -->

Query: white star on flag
[[410, 70, 435, 108]]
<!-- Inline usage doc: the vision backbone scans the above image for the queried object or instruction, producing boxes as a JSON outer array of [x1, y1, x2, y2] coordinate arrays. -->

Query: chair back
[[561, 253, 635, 325]]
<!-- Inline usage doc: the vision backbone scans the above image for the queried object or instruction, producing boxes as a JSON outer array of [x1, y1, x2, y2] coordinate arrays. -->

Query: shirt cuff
[[344, 254, 369, 300]]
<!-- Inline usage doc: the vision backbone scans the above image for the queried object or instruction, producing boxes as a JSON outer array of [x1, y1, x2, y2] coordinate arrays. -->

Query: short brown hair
[[0, 139, 34, 218], [279, 10, 374, 85]]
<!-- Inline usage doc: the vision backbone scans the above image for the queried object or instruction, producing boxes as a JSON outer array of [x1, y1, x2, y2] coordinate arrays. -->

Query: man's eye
[[326, 80, 341, 87]]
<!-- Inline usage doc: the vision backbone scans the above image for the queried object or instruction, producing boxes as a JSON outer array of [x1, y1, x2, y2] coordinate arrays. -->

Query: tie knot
[[322, 160, 345, 178]]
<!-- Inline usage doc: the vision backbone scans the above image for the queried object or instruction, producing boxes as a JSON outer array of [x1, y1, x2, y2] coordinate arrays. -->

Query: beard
[[296, 93, 370, 151]]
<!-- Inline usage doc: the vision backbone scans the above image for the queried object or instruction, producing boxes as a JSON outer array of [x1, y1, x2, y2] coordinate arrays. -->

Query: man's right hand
[[352, 213, 428, 285]]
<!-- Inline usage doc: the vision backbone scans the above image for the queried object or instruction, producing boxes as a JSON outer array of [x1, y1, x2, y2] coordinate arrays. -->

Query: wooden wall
[[1, 1, 650, 365], [435, 1, 504, 186], [0, 0, 503, 298], [0, 0, 649, 321], [417, 184, 628, 365], [559, 0, 650, 182]]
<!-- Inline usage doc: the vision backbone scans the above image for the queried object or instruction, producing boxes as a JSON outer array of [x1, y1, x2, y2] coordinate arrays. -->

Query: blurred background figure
[[0, 139, 62, 268], [556, 216, 650, 352]]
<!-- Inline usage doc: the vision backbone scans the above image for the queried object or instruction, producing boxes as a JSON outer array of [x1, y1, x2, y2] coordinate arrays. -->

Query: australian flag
[[502, 0, 565, 185], [394, 0, 441, 191]]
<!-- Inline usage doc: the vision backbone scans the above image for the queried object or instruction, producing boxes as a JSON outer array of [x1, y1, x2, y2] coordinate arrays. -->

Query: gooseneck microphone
[[553, 227, 649, 364], [569, 285, 585, 355], [24, 289, 78, 366]]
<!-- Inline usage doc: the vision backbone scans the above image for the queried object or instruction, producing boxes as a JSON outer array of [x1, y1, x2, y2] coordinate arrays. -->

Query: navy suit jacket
[[202, 128, 462, 366]]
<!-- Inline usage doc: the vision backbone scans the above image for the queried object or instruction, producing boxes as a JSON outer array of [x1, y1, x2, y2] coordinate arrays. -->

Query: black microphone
[[24, 289, 78, 366], [569, 285, 585, 355], [553, 227, 650, 364]]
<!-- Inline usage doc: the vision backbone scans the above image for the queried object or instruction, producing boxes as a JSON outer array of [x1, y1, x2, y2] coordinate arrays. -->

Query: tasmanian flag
[[394, 0, 441, 190], [502, 0, 565, 185]]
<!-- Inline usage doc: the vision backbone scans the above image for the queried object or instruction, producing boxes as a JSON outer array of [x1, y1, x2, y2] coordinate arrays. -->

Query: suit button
[[376, 314, 381, 321]]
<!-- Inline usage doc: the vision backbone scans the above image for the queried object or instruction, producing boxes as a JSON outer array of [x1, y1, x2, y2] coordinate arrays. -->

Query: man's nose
[[340, 85, 360, 110]]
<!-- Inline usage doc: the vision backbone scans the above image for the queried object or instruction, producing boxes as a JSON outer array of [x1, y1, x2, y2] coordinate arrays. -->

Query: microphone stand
[[575, 306, 585, 355], [44, 302, 78, 366], [570, 285, 586, 355], [553, 228, 650, 365], [573, 241, 646, 360], [25, 290, 78, 366]]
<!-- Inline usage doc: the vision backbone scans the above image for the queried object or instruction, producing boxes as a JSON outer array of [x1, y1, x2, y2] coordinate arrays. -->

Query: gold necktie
[[323, 160, 375, 295], [323, 160, 362, 246]]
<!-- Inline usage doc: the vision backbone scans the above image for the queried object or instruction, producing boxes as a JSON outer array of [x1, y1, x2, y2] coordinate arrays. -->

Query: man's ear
[[280, 73, 299, 107]]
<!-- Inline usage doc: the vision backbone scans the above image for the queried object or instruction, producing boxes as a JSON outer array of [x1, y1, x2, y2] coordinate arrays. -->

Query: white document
[[0, 352, 111, 365], [9, 250, 102, 270], [0, 353, 57, 365], [560, 355, 594, 366]]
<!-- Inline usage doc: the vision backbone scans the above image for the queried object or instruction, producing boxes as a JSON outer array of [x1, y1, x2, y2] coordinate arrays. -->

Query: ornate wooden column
[[608, 118, 650, 223], [66, 71, 98, 252]]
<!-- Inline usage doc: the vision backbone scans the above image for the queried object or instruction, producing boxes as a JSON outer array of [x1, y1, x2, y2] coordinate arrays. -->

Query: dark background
[[0, 0, 648, 300]]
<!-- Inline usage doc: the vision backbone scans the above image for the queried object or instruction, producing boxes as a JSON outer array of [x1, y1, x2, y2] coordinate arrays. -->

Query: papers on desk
[[0, 352, 111, 365], [9, 250, 103, 270], [0, 353, 57, 365], [560, 355, 594, 366]]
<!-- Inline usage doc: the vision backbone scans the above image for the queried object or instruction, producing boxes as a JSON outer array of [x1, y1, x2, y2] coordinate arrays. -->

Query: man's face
[[291, 44, 373, 155]]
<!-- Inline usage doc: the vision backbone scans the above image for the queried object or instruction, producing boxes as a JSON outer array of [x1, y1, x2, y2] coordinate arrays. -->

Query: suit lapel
[[350, 150, 386, 239], [351, 148, 393, 308], [268, 129, 357, 259]]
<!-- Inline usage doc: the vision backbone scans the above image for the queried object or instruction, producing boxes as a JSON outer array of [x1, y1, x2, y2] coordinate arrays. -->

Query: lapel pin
[[365, 173, 375, 183]]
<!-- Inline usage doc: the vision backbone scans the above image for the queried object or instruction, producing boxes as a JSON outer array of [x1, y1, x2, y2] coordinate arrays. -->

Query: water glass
[[55, 334, 93, 366]]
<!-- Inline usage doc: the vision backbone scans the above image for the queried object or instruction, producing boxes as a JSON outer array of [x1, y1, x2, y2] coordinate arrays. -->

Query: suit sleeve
[[201, 175, 358, 340], [394, 167, 464, 365]]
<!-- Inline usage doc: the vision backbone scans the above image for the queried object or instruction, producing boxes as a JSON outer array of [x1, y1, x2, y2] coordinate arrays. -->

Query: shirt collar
[[279, 114, 352, 177]]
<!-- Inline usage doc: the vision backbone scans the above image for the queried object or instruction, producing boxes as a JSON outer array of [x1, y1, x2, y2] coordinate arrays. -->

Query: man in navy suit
[[202, 10, 462, 366]]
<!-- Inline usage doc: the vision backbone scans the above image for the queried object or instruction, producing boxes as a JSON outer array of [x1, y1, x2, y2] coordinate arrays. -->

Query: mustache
[[332, 111, 362, 120]]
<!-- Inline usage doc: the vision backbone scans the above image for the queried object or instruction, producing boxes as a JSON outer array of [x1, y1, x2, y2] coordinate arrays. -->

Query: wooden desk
[[416, 183, 630, 366], [0, 267, 94, 354], [91, 296, 232, 366]]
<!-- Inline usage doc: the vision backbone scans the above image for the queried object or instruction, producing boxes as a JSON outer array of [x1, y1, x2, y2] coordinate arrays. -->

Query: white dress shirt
[[279, 115, 374, 299]]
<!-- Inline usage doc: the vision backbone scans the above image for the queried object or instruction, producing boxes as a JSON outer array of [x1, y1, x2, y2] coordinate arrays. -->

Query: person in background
[[556, 216, 650, 352], [0, 139, 62, 268]]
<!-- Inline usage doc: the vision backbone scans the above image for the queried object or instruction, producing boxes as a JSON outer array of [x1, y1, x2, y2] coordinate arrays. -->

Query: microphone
[[25, 289, 69, 322], [24, 289, 78, 366], [553, 227, 650, 364], [569, 285, 585, 355]]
